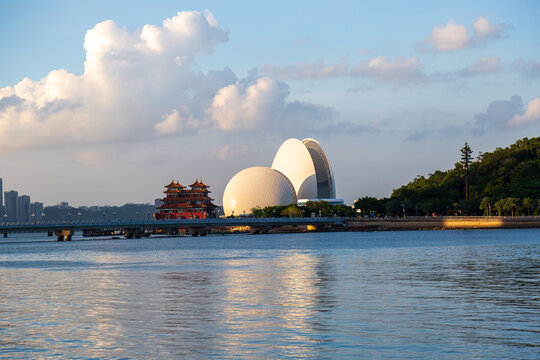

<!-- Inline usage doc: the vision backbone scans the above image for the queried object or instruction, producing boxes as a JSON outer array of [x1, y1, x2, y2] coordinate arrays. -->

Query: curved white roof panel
[[271, 138, 318, 199], [302, 138, 335, 199], [222, 166, 297, 216]]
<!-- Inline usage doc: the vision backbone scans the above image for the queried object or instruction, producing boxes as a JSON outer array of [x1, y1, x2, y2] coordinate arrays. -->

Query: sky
[[1, 0, 539, 206]]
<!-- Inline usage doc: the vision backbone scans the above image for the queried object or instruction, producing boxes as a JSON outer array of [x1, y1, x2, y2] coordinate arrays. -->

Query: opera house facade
[[223, 138, 341, 216]]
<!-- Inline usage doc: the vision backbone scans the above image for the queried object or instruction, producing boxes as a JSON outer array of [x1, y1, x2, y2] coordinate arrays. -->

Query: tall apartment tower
[[17, 195, 31, 223], [0, 177, 3, 216], [4, 190, 18, 222], [30, 202, 44, 221]]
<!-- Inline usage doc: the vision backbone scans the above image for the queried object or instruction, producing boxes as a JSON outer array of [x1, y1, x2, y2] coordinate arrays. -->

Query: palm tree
[[494, 199, 506, 216], [479, 197, 491, 216], [522, 197, 532, 216]]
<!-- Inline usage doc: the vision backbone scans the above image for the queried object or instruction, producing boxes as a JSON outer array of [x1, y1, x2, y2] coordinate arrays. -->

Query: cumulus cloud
[[0, 10, 333, 150], [512, 59, 540, 79], [421, 16, 508, 52], [263, 56, 427, 85], [508, 98, 540, 127], [473, 95, 524, 134], [461, 56, 503, 76], [208, 76, 335, 131]]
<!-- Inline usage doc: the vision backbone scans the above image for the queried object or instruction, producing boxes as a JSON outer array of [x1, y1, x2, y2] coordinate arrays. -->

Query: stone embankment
[[344, 216, 540, 231]]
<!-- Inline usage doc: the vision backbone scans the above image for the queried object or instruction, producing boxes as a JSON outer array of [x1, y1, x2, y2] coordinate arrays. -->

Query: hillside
[[355, 137, 540, 216]]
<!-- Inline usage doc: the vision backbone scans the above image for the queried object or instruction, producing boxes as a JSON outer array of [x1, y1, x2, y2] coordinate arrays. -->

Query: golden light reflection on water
[[217, 252, 335, 357]]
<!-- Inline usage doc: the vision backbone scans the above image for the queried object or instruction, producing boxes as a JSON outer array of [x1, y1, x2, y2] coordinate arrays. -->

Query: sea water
[[0, 229, 538, 359]]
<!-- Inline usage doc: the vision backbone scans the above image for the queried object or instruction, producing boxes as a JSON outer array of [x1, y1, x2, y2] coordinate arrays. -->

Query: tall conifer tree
[[460, 142, 473, 200]]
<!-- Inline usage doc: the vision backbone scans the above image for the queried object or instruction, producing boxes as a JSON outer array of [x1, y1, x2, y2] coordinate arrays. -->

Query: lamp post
[[31, 213, 35, 224], [41, 212, 45, 223], [3, 214, 7, 224], [77, 212, 82, 222]]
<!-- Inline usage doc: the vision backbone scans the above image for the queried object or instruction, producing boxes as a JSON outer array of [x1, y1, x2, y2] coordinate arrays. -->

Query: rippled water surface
[[0, 229, 539, 359]]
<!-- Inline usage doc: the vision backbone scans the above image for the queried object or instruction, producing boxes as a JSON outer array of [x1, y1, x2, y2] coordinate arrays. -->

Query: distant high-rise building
[[17, 195, 31, 223], [0, 177, 3, 216], [4, 190, 18, 222], [30, 202, 44, 222]]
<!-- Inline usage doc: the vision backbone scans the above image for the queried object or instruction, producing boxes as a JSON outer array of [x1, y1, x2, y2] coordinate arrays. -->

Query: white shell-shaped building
[[222, 138, 337, 216], [271, 138, 318, 199], [302, 138, 335, 199], [222, 167, 297, 216]]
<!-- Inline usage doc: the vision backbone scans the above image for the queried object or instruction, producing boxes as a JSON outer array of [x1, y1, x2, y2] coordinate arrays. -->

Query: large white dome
[[222, 167, 297, 216], [271, 138, 318, 199]]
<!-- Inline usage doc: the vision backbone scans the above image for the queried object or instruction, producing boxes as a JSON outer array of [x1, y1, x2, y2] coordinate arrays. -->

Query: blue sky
[[1, 0, 539, 206]]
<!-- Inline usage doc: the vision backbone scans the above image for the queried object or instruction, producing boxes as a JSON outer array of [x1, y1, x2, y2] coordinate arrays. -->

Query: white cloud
[[0, 10, 230, 149], [472, 16, 504, 41], [422, 17, 508, 52], [461, 56, 503, 76], [423, 18, 469, 52], [508, 98, 540, 127]]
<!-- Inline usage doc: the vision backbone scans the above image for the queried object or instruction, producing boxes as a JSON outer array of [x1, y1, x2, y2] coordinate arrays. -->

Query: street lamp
[[3, 214, 7, 223], [41, 212, 45, 223], [31, 213, 35, 223], [77, 212, 82, 222]]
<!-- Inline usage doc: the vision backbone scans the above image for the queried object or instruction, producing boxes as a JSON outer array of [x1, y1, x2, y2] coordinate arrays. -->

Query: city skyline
[[1, 1, 539, 206]]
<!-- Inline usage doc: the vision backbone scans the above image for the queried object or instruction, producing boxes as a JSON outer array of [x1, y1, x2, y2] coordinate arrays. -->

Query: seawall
[[344, 217, 540, 231]]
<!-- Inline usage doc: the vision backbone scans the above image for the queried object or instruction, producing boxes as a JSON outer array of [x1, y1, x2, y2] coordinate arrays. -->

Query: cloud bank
[[0, 10, 333, 150], [263, 56, 427, 85]]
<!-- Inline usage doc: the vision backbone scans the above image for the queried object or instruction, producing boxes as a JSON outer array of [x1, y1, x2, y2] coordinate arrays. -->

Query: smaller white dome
[[271, 138, 317, 199], [223, 167, 297, 216]]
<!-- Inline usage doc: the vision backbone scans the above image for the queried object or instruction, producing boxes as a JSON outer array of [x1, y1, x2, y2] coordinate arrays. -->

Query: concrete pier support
[[249, 225, 271, 234], [124, 228, 143, 239], [188, 226, 209, 236], [54, 229, 72, 241]]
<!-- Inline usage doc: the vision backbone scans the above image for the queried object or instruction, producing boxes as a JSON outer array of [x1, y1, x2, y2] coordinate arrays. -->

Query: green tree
[[280, 204, 302, 218], [460, 142, 473, 201]]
